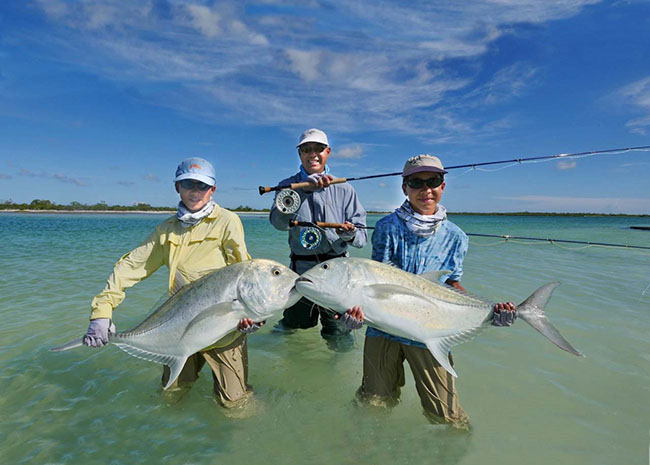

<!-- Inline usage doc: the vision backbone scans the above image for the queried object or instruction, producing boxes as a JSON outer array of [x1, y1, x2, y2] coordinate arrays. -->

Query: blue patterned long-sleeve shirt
[[366, 210, 468, 348]]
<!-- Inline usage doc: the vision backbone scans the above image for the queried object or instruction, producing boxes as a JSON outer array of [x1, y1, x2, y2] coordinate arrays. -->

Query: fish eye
[[272, 268, 281, 276], [322, 264, 329, 270]]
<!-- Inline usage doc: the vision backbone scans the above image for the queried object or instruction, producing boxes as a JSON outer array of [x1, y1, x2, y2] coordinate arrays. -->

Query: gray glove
[[306, 173, 327, 185], [340, 312, 363, 330], [492, 309, 517, 327], [238, 321, 265, 334], [338, 227, 356, 242], [83, 318, 115, 347]]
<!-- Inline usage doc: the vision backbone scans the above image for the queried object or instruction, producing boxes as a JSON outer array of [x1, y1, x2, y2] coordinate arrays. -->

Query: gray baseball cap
[[402, 154, 447, 177]]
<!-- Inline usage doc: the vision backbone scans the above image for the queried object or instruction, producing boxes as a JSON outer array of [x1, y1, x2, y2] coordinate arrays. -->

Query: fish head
[[237, 259, 301, 318], [295, 257, 366, 313]]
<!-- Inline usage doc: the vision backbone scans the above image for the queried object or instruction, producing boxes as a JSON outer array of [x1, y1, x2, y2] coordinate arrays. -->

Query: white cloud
[[556, 160, 577, 170], [18, 168, 85, 186], [143, 174, 161, 182], [618, 76, 650, 135], [187, 4, 222, 38], [333, 145, 364, 159], [30, 0, 600, 138]]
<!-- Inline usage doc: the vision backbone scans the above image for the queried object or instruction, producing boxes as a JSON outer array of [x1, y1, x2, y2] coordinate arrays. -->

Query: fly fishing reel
[[275, 188, 301, 214], [299, 227, 322, 250]]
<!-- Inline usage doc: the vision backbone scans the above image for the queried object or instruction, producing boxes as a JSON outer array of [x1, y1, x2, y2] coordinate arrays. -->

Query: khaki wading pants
[[161, 333, 251, 408], [358, 335, 469, 427]]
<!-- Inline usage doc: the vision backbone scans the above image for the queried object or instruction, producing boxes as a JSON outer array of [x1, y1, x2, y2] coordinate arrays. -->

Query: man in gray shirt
[[269, 128, 367, 350]]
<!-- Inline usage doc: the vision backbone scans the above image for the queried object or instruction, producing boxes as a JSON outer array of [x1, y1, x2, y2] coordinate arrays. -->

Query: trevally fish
[[296, 257, 582, 377], [52, 259, 300, 389]]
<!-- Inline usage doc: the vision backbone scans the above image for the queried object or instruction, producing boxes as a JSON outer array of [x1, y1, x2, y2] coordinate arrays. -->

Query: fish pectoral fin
[[418, 270, 451, 283], [182, 301, 242, 339], [366, 284, 436, 306], [424, 339, 458, 378]]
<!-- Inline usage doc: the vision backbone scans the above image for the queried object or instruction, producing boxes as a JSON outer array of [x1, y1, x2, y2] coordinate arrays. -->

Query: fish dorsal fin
[[419, 270, 451, 283], [366, 284, 437, 307], [172, 270, 190, 295]]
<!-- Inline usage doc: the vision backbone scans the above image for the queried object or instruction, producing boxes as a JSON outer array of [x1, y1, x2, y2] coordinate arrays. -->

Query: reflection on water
[[0, 213, 648, 465]]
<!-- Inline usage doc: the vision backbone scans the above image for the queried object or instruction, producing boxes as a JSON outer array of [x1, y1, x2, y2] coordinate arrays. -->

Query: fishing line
[[260, 145, 650, 196], [262, 145, 650, 216], [289, 221, 650, 252]]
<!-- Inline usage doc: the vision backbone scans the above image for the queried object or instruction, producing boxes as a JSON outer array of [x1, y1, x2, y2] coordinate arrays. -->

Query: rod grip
[[315, 222, 347, 229], [289, 220, 347, 229], [289, 177, 348, 190]]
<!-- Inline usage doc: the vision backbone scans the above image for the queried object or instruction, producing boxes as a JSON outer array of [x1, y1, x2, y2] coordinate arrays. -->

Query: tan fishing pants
[[161, 333, 251, 408], [357, 335, 469, 428]]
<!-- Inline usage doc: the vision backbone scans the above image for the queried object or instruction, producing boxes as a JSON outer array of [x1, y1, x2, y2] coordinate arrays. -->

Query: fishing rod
[[289, 220, 650, 251], [261, 145, 650, 214]]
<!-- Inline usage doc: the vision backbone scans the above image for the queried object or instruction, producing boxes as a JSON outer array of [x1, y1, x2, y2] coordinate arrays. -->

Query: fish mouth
[[292, 276, 313, 293]]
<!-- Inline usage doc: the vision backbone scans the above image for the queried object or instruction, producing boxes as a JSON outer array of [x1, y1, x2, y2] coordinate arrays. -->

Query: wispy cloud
[[333, 145, 364, 159], [618, 76, 650, 135], [142, 174, 161, 182], [495, 195, 650, 214], [556, 160, 577, 170], [116, 180, 135, 186], [18, 168, 85, 186], [0, 174, 11, 179], [30, 0, 599, 140]]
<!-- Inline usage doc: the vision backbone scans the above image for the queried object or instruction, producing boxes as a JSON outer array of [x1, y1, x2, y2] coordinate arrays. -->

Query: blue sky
[[1, 0, 649, 213]]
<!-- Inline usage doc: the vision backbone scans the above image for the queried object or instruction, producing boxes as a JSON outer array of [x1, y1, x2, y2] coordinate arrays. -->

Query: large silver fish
[[296, 257, 582, 377], [52, 259, 300, 389]]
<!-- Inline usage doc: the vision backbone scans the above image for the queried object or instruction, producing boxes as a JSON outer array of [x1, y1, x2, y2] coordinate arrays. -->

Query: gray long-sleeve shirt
[[269, 171, 367, 273]]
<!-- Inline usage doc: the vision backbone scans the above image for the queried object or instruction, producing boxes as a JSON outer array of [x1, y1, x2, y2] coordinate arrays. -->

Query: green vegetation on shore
[[0, 199, 270, 213], [1, 200, 647, 217]]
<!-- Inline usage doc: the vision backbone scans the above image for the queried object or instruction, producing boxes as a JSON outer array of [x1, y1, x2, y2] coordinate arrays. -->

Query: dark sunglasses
[[178, 179, 212, 191], [299, 143, 327, 155], [404, 176, 444, 189]]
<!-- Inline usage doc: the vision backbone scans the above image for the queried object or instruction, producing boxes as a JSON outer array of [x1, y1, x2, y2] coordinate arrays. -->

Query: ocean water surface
[[1, 212, 649, 465]]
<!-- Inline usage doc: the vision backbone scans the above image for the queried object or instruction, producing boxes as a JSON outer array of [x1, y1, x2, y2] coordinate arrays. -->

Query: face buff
[[299, 164, 331, 180], [395, 200, 447, 237], [177, 200, 216, 227]]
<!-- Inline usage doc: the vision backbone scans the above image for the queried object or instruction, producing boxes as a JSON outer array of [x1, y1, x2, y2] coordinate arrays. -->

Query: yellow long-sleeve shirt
[[90, 204, 250, 348]]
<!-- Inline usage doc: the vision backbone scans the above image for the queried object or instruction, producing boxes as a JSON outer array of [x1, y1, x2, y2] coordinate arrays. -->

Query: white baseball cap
[[297, 128, 329, 147]]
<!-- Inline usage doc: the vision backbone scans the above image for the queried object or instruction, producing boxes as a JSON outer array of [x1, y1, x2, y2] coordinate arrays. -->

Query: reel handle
[[258, 177, 348, 195]]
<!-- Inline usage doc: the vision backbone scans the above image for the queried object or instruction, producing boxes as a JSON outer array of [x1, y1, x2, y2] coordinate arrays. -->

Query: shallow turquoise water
[[1, 212, 649, 465]]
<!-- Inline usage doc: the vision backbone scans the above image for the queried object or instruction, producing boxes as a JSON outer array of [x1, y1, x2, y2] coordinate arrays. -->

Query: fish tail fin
[[517, 282, 583, 357], [50, 337, 85, 352]]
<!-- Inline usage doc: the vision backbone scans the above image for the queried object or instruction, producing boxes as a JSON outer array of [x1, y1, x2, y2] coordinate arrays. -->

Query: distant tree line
[[0, 200, 645, 217], [0, 199, 271, 213]]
